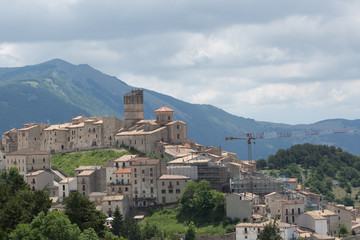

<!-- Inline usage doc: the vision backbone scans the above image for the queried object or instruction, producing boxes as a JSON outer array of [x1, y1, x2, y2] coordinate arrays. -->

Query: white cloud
[[1, 0, 360, 124]]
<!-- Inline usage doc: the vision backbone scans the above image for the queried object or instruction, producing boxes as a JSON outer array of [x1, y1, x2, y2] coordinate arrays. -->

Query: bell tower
[[124, 89, 144, 129]]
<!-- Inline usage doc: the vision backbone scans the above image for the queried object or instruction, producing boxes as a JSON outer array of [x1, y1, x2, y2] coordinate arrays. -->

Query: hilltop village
[[1, 89, 360, 240]]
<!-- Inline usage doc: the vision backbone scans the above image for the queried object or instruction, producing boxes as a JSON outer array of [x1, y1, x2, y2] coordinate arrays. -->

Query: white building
[[58, 177, 77, 200], [297, 211, 328, 235], [236, 221, 297, 240], [0, 150, 6, 172]]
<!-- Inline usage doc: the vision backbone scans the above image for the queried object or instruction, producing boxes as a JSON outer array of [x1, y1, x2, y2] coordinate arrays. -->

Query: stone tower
[[124, 89, 144, 129], [155, 106, 174, 125]]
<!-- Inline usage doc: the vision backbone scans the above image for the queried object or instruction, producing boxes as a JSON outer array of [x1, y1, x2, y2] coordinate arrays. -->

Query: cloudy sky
[[1, 0, 360, 124]]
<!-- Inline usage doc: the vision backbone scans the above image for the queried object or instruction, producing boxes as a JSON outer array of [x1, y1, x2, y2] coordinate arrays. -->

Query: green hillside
[[258, 143, 360, 205], [1, 59, 360, 159], [51, 149, 132, 176]]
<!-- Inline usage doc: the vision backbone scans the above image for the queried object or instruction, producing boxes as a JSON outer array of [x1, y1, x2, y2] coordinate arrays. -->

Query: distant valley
[[1, 59, 359, 159]]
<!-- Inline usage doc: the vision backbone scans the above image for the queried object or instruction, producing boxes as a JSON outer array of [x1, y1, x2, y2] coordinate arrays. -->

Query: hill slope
[[1, 59, 360, 159]]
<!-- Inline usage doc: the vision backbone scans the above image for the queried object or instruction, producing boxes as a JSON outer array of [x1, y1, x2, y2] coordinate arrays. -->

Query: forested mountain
[[1, 59, 360, 159], [258, 144, 360, 203]]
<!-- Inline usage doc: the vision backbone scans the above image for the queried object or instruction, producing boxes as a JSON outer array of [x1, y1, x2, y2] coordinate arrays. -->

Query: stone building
[[115, 90, 187, 154], [2, 116, 123, 154], [226, 192, 260, 222], [157, 174, 189, 204], [101, 195, 130, 217], [26, 170, 54, 191], [5, 149, 51, 176], [236, 221, 298, 240], [327, 202, 352, 233], [269, 199, 305, 224], [129, 157, 167, 207], [76, 167, 106, 197]]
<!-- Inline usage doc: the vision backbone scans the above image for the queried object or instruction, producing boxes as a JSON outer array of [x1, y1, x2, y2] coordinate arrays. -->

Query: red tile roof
[[155, 106, 174, 112], [113, 168, 131, 174]]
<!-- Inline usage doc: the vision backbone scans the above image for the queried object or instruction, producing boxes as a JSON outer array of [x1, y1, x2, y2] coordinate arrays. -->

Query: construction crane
[[225, 129, 357, 160]]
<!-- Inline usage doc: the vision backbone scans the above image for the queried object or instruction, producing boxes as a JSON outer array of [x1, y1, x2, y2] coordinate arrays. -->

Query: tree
[[257, 221, 283, 240], [185, 221, 196, 240], [338, 223, 349, 237], [123, 217, 141, 240], [178, 180, 226, 225], [63, 192, 107, 237], [79, 228, 100, 240], [0, 168, 51, 234], [10, 211, 81, 240], [141, 221, 161, 240], [111, 206, 124, 237]]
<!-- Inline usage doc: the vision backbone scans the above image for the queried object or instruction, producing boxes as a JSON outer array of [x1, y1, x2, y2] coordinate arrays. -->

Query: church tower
[[124, 89, 144, 129]]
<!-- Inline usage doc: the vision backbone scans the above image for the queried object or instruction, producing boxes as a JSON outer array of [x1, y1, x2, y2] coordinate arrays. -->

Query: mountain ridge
[[1, 59, 359, 159]]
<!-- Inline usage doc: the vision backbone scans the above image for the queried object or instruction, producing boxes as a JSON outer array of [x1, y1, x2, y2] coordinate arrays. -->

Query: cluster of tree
[[177, 180, 226, 225], [0, 168, 52, 236], [257, 144, 360, 203]]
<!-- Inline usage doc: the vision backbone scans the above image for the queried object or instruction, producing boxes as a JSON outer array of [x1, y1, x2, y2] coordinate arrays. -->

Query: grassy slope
[[51, 149, 131, 176], [140, 208, 230, 235]]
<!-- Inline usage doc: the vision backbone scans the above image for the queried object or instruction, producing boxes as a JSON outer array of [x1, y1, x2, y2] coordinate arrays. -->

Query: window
[[142, 170, 145, 174], [135, 180, 137, 184], [150, 173, 153, 177], [298, 208, 300, 214], [62, 185, 65, 190], [169, 189, 173, 194], [162, 190, 166, 194], [142, 178, 145, 182], [134, 168, 137, 172], [244, 228, 247, 234], [125, 187, 128, 191], [150, 168, 153, 172], [32, 159, 35, 163], [108, 201, 111, 205], [176, 181, 179, 185], [177, 134, 180, 139], [150, 179, 153, 184], [134, 173, 137, 177], [162, 181, 165, 186], [176, 189, 180, 194], [43, 158, 45, 162], [150, 187, 154, 193]]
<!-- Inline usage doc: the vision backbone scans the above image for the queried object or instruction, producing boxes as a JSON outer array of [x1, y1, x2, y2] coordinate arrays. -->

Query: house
[[101, 195, 130, 217], [226, 192, 260, 222], [58, 177, 77, 200], [269, 199, 305, 224], [327, 202, 352, 232], [297, 211, 328, 235], [5, 149, 51, 176], [129, 157, 167, 207], [157, 174, 189, 204], [26, 170, 54, 191], [236, 221, 298, 240]]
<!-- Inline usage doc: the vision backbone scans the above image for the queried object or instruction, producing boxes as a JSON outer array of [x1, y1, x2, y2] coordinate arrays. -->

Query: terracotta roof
[[78, 170, 95, 176], [26, 170, 46, 176], [155, 106, 174, 112], [6, 149, 50, 156], [130, 158, 160, 166], [114, 155, 138, 162], [236, 221, 294, 228], [114, 168, 131, 174], [159, 174, 190, 180], [59, 177, 76, 184]]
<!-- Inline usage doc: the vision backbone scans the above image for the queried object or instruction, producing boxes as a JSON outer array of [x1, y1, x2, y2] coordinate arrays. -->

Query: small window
[[142, 178, 145, 182], [176, 189, 180, 194], [162, 189, 166, 194], [134, 180, 137, 184], [169, 189, 173, 194]]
